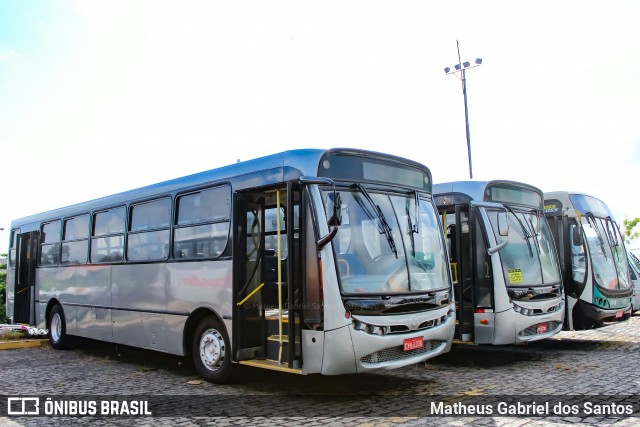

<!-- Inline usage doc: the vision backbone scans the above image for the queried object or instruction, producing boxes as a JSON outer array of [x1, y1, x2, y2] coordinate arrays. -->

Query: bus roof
[[433, 180, 544, 209], [11, 148, 432, 229], [544, 191, 614, 218]]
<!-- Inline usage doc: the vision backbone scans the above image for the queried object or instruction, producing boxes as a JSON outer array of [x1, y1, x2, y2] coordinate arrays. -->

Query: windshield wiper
[[505, 206, 533, 258], [605, 216, 620, 247], [353, 183, 398, 258], [406, 196, 416, 257], [585, 212, 607, 260]]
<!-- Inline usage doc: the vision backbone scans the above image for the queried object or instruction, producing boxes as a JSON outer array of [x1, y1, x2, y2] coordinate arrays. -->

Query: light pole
[[444, 40, 482, 179]]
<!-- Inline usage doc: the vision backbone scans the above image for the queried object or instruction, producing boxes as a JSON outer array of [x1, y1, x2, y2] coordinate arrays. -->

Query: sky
[[1, 1, 639, 250]]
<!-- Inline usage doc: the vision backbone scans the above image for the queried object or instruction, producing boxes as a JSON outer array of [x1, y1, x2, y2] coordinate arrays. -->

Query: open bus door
[[446, 206, 474, 342], [13, 231, 38, 325], [233, 184, 302, 372]]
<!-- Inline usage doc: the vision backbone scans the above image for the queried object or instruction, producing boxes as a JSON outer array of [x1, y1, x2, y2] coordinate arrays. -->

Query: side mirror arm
[[487, 240, 509, 255], [317, 226, 338, 250]]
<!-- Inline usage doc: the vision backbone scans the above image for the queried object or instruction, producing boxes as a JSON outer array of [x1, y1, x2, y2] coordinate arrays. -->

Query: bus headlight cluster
[[513, 303, 535, 316], [546, 301, 563, 313], [352, 320, 390, 335]]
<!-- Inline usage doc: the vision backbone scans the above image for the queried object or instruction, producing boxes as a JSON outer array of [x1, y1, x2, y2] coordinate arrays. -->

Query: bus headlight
[[513, 303, 533, 316]]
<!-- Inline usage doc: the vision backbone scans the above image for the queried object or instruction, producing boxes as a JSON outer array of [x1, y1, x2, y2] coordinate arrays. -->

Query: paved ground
[[1, 315, 640, 426]]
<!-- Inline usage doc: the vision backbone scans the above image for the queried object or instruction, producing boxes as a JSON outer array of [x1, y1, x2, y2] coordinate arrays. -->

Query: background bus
[[628, 251, 640, 312], [433, 181, 564, 344], [6, 148, 455, 383], [544, 191, 633, 330]]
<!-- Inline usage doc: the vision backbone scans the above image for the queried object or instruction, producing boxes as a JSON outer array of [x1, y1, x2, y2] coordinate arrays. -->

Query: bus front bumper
[[573, 299, 632, 330], [346, 306, 456, 373]]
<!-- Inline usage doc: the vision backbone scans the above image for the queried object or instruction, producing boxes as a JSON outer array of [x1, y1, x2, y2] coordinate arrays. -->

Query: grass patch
[[0, 330, 27, 341]]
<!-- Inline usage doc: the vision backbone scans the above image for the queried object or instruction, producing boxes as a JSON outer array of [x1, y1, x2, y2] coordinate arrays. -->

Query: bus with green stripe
[[544, 191, 632, 330]]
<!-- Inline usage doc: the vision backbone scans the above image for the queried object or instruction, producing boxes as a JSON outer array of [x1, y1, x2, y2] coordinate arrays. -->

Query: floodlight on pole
[[444, 40, 482, 179]]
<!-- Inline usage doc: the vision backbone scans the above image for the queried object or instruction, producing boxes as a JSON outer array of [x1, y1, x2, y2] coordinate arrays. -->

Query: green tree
[[623, 217, 640, 245]]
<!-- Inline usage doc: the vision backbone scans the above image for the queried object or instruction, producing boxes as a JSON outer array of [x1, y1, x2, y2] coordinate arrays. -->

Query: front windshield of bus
[[583, 216, 631, 290], [488, 208, 561, 287], [323, 187, 450, 295]]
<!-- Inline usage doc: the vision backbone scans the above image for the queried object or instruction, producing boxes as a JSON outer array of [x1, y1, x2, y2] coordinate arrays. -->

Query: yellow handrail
[[236, 282, 265, 306], [277, 189, 284, 364]]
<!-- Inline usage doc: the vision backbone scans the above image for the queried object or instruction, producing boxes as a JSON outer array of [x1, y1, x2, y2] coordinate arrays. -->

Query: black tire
[[191, 316, 232, 384], [49, 305, 68, 350]]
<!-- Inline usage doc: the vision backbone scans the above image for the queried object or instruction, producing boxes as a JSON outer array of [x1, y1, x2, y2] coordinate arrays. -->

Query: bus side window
[[40, 220, 61, 266], [174, 186, 231, 260]]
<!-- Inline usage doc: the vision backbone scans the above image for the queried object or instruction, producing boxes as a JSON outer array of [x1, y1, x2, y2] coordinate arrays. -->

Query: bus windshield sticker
[[508, 268, 523, 284], [544, 199, 563, 215]]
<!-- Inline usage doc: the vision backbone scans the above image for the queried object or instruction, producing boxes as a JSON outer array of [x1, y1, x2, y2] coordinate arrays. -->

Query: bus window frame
[[39, 219, 62, 267], [91, 205, 126, 264], [172, 184, 232, 261], [126, 196, 172, 263], [61, 213, 91, 266]]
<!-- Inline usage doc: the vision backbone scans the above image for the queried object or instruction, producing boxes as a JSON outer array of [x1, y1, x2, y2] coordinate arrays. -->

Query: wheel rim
[[199, 328, 226, 372], [51, 312, 61, 343]]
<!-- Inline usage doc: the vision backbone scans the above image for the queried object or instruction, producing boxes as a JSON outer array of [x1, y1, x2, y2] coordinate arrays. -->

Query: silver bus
[[6, 148, 455, 383], [433, 181, 564, 344], [544, 191, 633, 330]]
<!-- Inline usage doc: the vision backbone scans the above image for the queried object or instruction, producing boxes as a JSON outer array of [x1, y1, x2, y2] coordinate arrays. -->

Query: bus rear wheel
[[192, 316, 232, 383], [49, 305, 68, 350]]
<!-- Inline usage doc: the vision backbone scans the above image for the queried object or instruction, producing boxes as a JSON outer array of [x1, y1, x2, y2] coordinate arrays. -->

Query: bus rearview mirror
[[327, 192, 342, 227], [572, 226, 582, 247], [497, 211, 509, 237], [317, 192, 342, 250]]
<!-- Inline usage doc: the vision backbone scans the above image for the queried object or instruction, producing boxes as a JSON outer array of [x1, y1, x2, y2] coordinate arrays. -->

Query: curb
[[0, 339, 49, 351]]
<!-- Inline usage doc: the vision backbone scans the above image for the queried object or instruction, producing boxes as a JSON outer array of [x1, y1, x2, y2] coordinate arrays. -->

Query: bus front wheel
[[49, 305, 68, 350], [192, 316, 232, 383]]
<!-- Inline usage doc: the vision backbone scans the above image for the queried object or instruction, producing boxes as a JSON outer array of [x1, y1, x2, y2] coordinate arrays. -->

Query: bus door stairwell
[[234, 186, 302, 369], [446, 206, 474, 341]]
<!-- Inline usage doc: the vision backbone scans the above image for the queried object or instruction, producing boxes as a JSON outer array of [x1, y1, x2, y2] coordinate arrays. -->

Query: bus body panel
[[112, 264, 167, 313], [166, 261, 233, 325], [321, 326, 357, 375], [301, 330, 324, 374], [472, 312, 495, 343]]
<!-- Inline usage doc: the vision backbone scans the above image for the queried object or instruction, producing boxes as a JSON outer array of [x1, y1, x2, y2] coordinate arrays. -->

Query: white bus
[[433, 181, 565, 344], [6, 148, 455, 383], [544, 192, 633, 330]]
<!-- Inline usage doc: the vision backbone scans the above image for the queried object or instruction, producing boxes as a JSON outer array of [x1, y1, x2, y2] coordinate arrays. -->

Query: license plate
[[404, 337, 424, 351], [536, 324, 548, 334], [616, 310, 624, 318]]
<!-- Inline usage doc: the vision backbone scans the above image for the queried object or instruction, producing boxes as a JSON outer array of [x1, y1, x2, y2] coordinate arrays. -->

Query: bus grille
[[519, 321, 561, 337], [360, 340, 446, 365]]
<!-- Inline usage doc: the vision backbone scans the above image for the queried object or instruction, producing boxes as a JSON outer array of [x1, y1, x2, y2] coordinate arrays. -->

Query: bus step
[[266, 334, 301, 363], [265, 311, 300, 336], [238, 359, 303, 374]]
